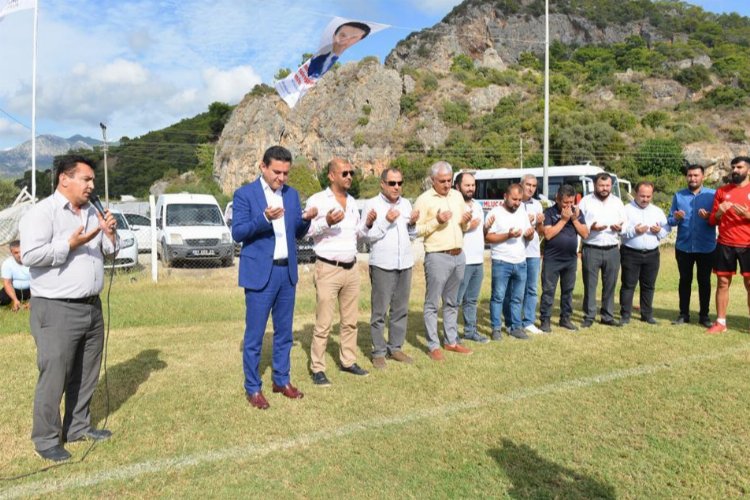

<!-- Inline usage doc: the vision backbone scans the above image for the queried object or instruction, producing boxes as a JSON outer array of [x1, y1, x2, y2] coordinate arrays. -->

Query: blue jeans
[[503, 257, 540, 328], [457, 263, 483, 337], [491, 259, 527, 331]]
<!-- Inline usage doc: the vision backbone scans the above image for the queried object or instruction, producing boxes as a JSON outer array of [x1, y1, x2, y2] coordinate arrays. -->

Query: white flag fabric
[[0, 0, 35, 19], [275, 16, 389, 108]]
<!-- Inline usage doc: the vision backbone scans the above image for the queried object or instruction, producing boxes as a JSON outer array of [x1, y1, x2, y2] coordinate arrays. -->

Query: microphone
[[89, 194, 106, 217]]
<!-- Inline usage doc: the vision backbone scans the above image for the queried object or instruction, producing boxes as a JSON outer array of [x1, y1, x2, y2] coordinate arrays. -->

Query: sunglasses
[[386, 181, 404, 187], [341, 170, 355, 178]]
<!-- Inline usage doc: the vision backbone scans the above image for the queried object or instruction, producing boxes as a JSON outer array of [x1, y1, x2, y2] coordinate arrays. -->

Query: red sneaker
[[706, 322, 727, 335]]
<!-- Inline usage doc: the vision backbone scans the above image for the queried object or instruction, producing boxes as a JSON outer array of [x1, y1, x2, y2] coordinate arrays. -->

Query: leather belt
[[583, 244, 618, 251], [272, 258, 289, 266], [317, 256, 356, 270], [622, 246, 658, 254], [428, 248, 462, 256], [46, 295, 99, 305]]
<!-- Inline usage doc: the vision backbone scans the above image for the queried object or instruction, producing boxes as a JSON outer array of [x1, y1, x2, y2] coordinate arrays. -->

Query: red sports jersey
[[709, 182, 750, 247]]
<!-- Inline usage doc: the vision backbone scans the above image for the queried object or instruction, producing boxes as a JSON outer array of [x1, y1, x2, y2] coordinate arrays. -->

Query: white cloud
[[202, 66, 262, 104], [0, 118, 28, 138]]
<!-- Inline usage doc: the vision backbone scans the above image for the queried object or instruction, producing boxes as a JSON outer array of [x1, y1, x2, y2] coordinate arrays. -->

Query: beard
[[731, 172, 747, 184]]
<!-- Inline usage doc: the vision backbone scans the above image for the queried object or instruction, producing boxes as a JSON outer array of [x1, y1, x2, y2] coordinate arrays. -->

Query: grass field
[[1, 247, 749, 498]]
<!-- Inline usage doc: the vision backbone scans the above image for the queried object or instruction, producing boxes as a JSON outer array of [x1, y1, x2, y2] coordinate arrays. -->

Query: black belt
[[317, 256, 356, 269], [46, 295, 99, 305], [622, 246, 658, 254], [272, 258, 289, 266], [583, 244, 619, 250]]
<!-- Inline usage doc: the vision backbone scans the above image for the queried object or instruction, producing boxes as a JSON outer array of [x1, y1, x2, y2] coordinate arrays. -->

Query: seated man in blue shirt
[[667, 164, 716, 327], [0, 240, 31, 312]]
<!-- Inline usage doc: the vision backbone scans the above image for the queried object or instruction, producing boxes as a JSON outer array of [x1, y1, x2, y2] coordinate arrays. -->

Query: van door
[[580, 176, 594, 197]]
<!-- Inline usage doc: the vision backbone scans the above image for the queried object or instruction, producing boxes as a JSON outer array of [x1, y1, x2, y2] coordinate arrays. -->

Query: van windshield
[[166, 204, 224, 227], [475, 174, 621, 203]]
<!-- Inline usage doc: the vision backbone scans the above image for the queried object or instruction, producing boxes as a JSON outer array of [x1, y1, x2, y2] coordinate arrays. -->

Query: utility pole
[[100, 122, 109, 207], [543, 0, 550, 197]]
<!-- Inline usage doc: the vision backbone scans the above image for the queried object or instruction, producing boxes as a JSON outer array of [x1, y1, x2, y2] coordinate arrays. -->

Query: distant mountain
[[0, 134, 103, 179]]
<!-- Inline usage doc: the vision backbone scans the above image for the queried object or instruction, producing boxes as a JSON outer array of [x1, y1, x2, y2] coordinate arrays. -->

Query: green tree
[[635, 138, 684, 177], [274, 68, 291, 80], [207, 102, 232, 140]]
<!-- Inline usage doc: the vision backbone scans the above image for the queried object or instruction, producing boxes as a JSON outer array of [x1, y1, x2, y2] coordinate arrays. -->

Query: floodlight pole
[[100, 122, 109, 207]]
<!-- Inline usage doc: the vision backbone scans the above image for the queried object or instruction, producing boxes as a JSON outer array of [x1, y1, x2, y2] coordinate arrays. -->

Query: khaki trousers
[[311, 260, 360, 373]]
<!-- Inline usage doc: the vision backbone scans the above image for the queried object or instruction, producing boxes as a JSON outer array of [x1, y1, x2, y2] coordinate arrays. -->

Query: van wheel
[[161, 242, 172, 268]]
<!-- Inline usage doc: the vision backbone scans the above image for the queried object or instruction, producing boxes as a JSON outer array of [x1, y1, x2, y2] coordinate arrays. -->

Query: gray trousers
[[581, 245, 620, 322], [369, 265, 413, 357], [30, 297, 104, 451], [424, 252, 465, 351]]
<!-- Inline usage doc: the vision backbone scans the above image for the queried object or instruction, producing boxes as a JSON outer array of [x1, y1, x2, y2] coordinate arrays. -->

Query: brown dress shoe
[[428, 348, 445, 361], [372, 356, 387, 369], [445, 343, 473, 355], [388, 351, 414, 364], [272, 383, 304, 399], [247, 391, 270, 409]]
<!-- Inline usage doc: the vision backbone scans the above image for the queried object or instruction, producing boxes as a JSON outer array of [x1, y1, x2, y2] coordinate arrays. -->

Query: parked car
[[104, 209, 139, 269], [123, 212, 152, 252], [155, 193, 234, 267]]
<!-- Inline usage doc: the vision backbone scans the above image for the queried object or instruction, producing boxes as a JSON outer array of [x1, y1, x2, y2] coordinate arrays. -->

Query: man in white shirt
[[306, 158, 371, 385], [505, 174, 544, 335], [455, 172, 490, 344], [0, 240, 31, 311], [486, 184, 534, 340], [579, 173, 627, 327], [619, 181, 670, 325], [361, 168, 419, 369]]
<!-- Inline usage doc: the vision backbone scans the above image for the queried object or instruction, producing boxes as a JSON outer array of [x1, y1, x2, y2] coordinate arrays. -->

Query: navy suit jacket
[[232, 179, 310, 290]]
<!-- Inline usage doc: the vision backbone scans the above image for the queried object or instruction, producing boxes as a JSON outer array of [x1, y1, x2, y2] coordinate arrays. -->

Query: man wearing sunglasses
[[306, 158, 372, 385], [361, 168, 419, 369], [414, 161, 474, 361]]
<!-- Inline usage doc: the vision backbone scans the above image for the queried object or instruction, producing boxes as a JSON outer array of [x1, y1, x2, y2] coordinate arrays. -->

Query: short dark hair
[[380, 167, 402, 182], [730, 156, 750, 167], [453, 171, 474, 189], [54, 155, 96, 188], [594, 172, 612, 184], [262, 145, 293, 166], [334, 21, 371, 39], [556, 184, 576, 199], [505, 183, 523, 195], [636, 181, 655, 192], [8, 240, 20, 250], [685, 164, 704, 174]]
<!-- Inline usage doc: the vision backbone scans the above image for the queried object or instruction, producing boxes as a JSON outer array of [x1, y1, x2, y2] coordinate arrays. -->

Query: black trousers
[[540, 256, 577, 322], [619, 246, 660, 320], [582, 245, 620, 322], [0, 287, 31, 305], [675, 249, 713, 322]]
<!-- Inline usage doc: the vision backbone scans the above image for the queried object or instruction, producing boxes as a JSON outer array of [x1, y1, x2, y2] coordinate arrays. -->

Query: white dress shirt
[[579, 193, 627, 247], [19, 191, 119, 299], [306, 188, 362, 262], [260, 177, 288, 260], [522, 198, 543, 258], [361, 193, 416, 270], [622, 201, 670, 250], [463, 199, 485, 265], [488, 205, 532, 264]]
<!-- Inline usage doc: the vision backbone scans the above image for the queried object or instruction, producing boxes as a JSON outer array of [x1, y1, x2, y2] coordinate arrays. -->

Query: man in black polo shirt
[[539, 185, 590, 332]]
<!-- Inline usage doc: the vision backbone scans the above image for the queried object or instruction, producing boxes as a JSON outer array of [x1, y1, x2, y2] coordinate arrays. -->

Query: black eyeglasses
[[386, 181, 404, 187], [341, 170, 355, 178]]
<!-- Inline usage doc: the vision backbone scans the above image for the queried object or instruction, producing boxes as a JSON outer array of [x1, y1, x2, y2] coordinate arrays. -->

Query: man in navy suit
[[231, 145, 318, 409]]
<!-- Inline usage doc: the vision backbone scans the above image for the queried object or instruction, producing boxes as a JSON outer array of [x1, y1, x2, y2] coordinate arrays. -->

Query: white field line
[[2, 345, 747, 498]]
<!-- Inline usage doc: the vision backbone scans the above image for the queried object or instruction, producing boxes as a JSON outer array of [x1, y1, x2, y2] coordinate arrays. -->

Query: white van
[[458, 164, 632, 213], [155, 193, 234, 267]]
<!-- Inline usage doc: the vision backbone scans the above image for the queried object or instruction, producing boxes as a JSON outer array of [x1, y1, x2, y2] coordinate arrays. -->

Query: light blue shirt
[[622, 201, 669, 251], [1, 256, 30, 290], [667, 187, 717, 254]]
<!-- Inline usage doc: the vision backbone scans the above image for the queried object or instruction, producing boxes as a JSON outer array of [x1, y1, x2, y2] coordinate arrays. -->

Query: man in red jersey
[[706, 156, 750, 334]]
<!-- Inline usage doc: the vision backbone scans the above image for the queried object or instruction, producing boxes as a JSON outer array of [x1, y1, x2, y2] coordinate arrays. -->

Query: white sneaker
[[524, 324, 543, 335]]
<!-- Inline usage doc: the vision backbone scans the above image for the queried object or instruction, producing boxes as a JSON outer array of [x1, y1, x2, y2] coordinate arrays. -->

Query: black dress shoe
[[581, 320, 594, 328], [601, 319, 622, 327], [640, 317, 658, 325], [620, 316, 631, 325], [312, 371, 332, 386], [699, 318, 713, 328], [340, 363, 369, 376], [671, 316, 688, 325], [67, 428, 112, 443], [559, 318, 578, 331], [36, 445, 71, 462]]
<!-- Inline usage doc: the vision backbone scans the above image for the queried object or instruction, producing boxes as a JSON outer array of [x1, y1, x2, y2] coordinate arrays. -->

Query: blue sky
[[0, 0, 747, 150]]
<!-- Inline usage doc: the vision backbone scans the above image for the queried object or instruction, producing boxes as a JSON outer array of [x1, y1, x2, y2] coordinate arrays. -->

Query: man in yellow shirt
[[414, 161, 473, 361]]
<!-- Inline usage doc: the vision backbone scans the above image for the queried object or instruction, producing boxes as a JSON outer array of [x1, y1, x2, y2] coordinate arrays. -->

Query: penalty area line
[[2, 345, 747, 498]]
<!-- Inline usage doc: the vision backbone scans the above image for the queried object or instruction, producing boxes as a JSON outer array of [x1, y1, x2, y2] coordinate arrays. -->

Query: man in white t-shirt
[[0, 240, 31, 312], [485, 184, 534, 340], [454, 172, 489, 344]]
